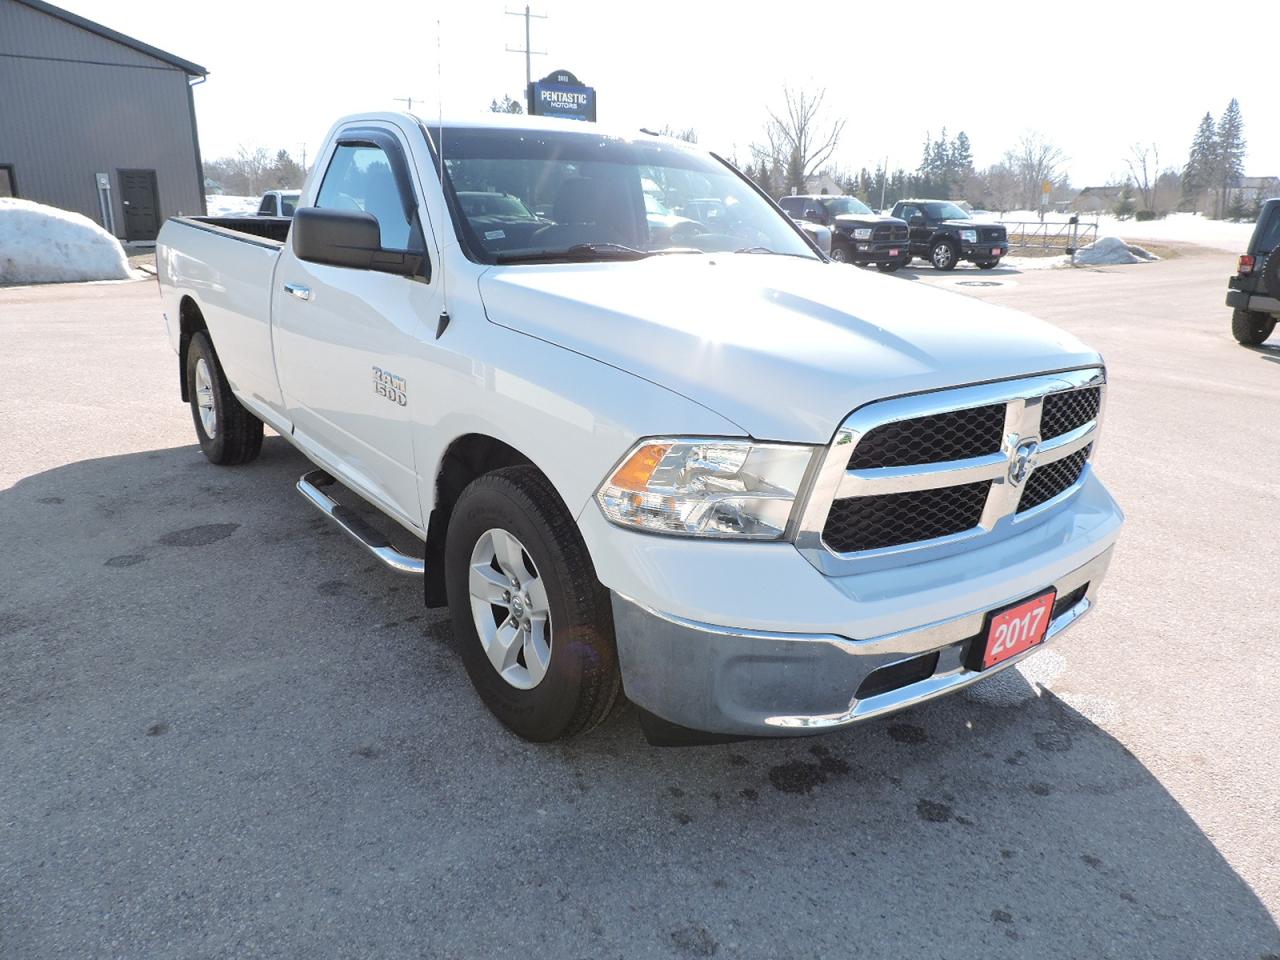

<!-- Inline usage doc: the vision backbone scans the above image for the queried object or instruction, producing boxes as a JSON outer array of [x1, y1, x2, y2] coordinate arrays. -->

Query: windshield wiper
[[495, 242, 651, 264], [734, 245, 775, 254]]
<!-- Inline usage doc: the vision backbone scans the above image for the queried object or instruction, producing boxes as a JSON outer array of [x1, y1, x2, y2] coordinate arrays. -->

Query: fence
[[998, 218, 1099, 254]]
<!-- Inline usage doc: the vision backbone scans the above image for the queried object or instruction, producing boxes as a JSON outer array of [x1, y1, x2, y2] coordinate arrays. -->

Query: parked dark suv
[[1226, 197, 1280, 345], [779, 195, 910, 271], [889, 199, 1009, 271]]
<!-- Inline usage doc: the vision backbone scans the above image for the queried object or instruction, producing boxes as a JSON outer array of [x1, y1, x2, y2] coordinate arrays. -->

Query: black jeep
[[779, 195, 910, 271], [1226, 197, 1280, 346], [889, 199, 1009, 271]]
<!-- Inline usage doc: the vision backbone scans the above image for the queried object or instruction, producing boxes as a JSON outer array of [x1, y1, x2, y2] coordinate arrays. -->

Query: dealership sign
[[528, 69, 596, 122]]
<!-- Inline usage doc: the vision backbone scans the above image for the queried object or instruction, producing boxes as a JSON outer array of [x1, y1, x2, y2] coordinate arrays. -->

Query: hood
[[833, 213, 904, 228], [942, 218, 1002, 229], [477, 255, 1100, 442]]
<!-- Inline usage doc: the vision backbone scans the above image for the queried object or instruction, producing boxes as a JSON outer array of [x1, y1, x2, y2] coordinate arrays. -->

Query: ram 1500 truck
[[157, 113, 1123, 744]]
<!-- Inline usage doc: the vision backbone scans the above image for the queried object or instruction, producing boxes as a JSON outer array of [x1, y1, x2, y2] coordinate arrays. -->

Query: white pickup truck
[[157, 112, 1123, 744]]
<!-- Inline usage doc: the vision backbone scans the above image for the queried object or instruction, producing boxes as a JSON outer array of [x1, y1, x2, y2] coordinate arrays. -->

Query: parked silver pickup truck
[[157, 112, 1123, 744]]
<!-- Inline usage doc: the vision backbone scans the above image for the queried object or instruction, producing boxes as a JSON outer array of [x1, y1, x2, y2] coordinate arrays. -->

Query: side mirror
[[909, 214, 925, 226], [292, 207, 424, 278]]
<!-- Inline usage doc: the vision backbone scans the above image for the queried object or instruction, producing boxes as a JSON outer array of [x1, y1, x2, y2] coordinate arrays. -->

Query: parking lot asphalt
[[2, 251, 1278, 959]]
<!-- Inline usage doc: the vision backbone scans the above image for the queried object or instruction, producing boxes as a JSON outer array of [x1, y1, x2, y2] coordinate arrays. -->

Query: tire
[[977, 260, 998, 270], [444, 465, 621, 741], [1264, 251, 1280, 300], [829, 245, 850, 263], [930, 239, 959, 271], [875, 261, 902, 273], [1231, 308, 1276, 346], [186, 331, 264, 465]]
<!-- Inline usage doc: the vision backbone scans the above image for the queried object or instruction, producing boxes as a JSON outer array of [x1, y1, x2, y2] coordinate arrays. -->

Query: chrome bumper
[[613, 546, 1113, 736]]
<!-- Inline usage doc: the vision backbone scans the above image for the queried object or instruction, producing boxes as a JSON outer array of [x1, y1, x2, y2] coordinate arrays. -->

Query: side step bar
[[296, 470, 425, 576]]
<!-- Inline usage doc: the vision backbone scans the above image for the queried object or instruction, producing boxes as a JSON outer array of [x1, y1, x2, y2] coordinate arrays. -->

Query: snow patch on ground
[[1073, 236, 1159, 265], [0, 198, 132, 284], [205, 194, 260, 217]]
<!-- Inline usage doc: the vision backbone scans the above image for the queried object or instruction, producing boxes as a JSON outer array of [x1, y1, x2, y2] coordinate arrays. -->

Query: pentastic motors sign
[[528, 69, 597, 122]]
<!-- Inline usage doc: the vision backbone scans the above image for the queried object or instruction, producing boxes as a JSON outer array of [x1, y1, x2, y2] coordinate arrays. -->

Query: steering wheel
[[669, 219, 710, 244]]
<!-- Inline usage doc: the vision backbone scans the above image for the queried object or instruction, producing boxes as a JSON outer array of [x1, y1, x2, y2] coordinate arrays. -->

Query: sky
[[58, 0, 1280, 187]]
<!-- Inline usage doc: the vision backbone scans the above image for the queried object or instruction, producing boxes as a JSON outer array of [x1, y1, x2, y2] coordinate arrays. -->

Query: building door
[[118, 169, 160, 240]]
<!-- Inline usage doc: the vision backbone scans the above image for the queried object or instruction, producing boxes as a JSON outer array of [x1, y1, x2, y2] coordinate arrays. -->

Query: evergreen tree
[[784, 149, 806, 196], [1214, 98, 1246, 218], [951, 131, 974, 175], [1182, 111, 1217, 211], [1113, 181, 1136, 220], [489, 95, 524, 114]]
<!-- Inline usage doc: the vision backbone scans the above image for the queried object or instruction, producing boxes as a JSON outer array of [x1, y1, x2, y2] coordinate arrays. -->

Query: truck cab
[[255, 189, 301, 217], [890, 198, 1009, 271], [780, 195, 909, 271], [1226, 197, 1280, 345]]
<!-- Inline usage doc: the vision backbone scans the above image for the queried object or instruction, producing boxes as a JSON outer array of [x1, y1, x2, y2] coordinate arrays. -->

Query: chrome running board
[[296, 470, 425, 576]]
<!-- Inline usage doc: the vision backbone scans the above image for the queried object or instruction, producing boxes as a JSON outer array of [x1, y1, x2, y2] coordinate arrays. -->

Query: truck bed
[[174, 215, 291, 246]]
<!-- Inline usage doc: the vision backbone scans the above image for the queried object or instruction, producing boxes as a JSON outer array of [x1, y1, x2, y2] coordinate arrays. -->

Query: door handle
[[284, 282, 312, 302]]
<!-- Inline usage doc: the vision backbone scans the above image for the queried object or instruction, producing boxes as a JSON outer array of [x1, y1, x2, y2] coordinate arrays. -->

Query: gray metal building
[[0, 0, 207, 241]]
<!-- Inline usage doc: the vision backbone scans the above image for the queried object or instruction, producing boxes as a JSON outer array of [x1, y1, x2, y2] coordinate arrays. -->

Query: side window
[[0, 165, 16, 198], [1257, 205, 1280, 254], [900, 204, 920, 221], [316, 143, 415, 250]]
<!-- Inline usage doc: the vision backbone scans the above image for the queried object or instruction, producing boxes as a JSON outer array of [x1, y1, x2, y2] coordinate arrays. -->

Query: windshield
[[923, 201, 970, 221], [458, 191, 536, 220], [822, 197, 873, 216], [439, 127, 817, 263]]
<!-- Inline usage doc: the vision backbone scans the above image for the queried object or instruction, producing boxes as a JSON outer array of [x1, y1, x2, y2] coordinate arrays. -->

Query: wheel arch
[[177, 295, 208, 402], [424, 432, 544, 607]]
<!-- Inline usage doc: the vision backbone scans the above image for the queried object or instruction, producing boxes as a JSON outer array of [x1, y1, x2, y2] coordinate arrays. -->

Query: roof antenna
[[434, 15, 451, 340]]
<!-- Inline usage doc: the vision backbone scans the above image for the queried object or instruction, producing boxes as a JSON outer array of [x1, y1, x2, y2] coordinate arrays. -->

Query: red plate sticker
[[991, 247, 1003, 256], [889, 248, 900, 257], [980, 591, 1056, 670]]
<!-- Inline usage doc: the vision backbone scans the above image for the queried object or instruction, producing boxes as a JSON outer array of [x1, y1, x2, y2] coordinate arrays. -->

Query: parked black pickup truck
[[1226, 197, 1280, 345], [889, 199, 1009, 271], [779, 195, 910, 271]]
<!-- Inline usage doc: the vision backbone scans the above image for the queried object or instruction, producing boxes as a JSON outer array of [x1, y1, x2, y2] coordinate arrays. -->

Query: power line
[[504, 5, 547, 90]]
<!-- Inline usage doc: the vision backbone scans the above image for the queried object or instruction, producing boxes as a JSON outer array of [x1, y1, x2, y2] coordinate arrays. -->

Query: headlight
[[853, 228, 873, 240], [596, 439, 816, 540], [959, 229, 978, 243]]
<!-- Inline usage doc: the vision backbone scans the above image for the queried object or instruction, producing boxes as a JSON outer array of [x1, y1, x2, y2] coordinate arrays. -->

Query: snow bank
[[205, 194, 260, 217], [1073, 236, 1159, 265], [995, 210, 1253, 252], [0, 198, 131, 284]]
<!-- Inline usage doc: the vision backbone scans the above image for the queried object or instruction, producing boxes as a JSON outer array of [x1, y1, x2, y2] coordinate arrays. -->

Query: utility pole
[[505, 5, 546, 92], [393, 95, 424, 112]]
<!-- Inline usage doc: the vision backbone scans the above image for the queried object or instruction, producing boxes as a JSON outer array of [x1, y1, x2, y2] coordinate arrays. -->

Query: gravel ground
[[1, 251, 1277, 959]]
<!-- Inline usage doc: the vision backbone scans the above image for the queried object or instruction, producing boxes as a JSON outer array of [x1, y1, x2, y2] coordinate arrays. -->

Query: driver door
[[271, 129, 438, 531]]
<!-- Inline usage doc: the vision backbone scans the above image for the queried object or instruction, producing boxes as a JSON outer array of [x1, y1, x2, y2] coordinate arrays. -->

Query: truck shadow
[[3, 438, 1278, 958]]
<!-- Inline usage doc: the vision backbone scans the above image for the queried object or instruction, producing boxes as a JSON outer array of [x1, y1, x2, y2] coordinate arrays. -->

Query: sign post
[[528, 69, 596, 122]]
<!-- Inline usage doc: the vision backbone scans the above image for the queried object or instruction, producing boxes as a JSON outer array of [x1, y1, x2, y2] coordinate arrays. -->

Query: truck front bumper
[[846, 240, 909, 264], [961, 241, 1008, 262], [583, 472, 1122, 736]]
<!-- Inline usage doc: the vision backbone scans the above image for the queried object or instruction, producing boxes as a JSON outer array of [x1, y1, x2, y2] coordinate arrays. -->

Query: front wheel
[[875, 261, 902, 273], [829, 245, 850, 263], [445, 466, 621, 741], [976, 260, 998, 270], [930, 240, 959, 271], [186, 331, 263, 465], [1231, 308, 1277, 346]]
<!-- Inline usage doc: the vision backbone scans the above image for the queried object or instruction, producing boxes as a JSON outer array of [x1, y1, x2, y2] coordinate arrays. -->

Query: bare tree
[[1007, 132, 1067, 210], [751, 88, 846, 195], [655, 124, 697, 143], [1126, 142, 1161, 213]]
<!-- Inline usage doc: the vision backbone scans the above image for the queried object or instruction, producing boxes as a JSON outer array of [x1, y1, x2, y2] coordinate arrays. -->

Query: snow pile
[[0, 198, 131, 284], [1072, 236, 1159, 265], [205, 194, 259, 217]]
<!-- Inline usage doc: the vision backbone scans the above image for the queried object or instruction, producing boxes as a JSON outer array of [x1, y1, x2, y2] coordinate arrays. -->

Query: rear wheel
[[1231, 308, 1276, 346], [875, 261, 902, 273], [444, 466, 621, 741], [930, 239, 959, 271], [186, 331, 263, 465]]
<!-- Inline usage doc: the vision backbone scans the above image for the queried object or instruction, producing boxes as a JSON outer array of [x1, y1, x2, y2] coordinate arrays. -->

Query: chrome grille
[[847, 403, 1004, 469], [798, 369, 1106, 575], [1041, 387, 1100, 439], [823, 481, 990, 553], [980, 226, 1006, 242]]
